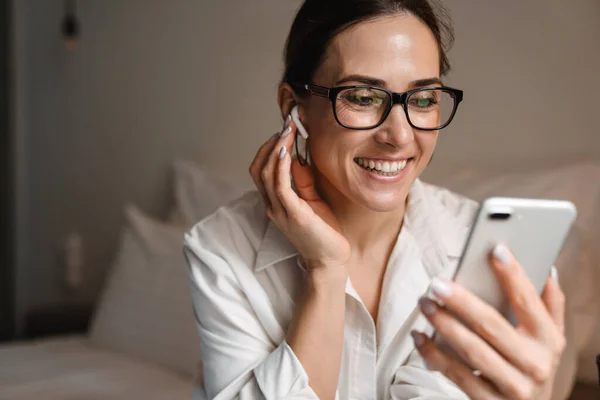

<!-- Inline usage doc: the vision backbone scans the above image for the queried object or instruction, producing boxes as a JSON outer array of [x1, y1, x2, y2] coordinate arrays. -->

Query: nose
[[373, 105, 414, 148]]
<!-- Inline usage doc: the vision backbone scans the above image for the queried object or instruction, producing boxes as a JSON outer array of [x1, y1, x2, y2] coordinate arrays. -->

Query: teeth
[[354, 158, 410, 174]]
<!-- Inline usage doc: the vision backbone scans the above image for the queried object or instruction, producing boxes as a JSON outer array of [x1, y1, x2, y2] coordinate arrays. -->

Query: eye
[[408, 91, 439, 109], [415, 98, 432, 107], [341, 89, 385, 108]]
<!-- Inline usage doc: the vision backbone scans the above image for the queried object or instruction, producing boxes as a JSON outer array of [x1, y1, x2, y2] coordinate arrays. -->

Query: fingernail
[[279, 146, 286, 159], [419, 297, 437, 316], [493, 244, 513, 265], [430, 277, 452, 298], [551, 266, 559, 284], [280, 126, 292, 137], [410, 330, 425, 347]]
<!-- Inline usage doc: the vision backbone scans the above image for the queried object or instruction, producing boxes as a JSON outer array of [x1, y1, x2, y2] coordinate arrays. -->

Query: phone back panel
[[453, 197, 577, 324]]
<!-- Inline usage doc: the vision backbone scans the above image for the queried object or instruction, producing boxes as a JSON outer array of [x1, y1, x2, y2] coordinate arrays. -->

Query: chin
[[355, 189, 410, 213], [348, 165, 416, 213]]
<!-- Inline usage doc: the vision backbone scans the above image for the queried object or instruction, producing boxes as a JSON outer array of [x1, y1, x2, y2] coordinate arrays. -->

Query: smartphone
[[432, 197, 577, 353]]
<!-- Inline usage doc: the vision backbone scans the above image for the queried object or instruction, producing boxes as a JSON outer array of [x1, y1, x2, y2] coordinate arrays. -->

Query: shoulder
[[419, 180, 479, 229], [183, 190, 268, 271]]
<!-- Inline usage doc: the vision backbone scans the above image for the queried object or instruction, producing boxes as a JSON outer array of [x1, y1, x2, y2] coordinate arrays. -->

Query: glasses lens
[[407, 89, 456, 130], [335, 87, 391, 129]]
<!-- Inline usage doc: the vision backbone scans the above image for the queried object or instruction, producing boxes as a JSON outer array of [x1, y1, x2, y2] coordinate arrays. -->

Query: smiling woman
[[183, 1, 568, 399], [278, 9, 455, 214]]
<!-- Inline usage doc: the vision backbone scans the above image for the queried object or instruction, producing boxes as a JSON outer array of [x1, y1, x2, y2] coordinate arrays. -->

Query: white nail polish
[[551, 266, 559, 284], [493, 244, 512, 265], [430, 278, 452, 298], [279, 146, 286, 159], [280, 126, 292, 137], [419, 297, 437, 316], [410, 330, 424, 347]]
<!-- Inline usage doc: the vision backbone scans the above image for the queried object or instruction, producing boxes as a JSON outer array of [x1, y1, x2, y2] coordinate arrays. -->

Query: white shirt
[[183, 179, 479, 400]]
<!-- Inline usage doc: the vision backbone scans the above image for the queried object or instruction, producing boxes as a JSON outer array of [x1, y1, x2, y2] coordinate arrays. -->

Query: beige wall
[[13, 0, 600, 330], [427, 0, 600, 175]]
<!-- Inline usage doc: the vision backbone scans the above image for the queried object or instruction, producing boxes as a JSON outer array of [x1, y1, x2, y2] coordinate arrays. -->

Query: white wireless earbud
[[291, 105, 309, 139]]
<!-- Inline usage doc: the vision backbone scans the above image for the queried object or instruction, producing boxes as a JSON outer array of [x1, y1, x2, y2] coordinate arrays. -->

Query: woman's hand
[[412, 245, 566, 400], [249, 118, 351, 271]]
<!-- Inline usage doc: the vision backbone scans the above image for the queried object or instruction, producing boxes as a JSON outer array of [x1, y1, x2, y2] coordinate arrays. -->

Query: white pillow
[[89, 205, 200, 378], [124, 204, 186, 255], [173, 160, 251, 227]]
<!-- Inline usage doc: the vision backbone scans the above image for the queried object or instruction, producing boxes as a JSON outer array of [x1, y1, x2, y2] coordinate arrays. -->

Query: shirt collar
[[414, 179, 472, 256], [404, 179, 471, 278], [253, 179, 472, 274]]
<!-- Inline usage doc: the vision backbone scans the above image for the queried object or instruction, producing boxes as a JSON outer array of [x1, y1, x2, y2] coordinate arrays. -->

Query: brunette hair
[[282, 0, 454, 85]]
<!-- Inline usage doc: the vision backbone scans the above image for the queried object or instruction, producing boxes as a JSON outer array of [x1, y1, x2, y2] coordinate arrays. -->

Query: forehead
[[318, 13, 440, 89]]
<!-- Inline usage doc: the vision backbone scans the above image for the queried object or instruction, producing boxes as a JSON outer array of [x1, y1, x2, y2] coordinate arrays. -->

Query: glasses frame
[[293, 82, 464, 131]]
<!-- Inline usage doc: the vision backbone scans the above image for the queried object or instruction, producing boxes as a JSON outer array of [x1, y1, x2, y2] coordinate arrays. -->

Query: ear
[[278, 82, 300, 120]]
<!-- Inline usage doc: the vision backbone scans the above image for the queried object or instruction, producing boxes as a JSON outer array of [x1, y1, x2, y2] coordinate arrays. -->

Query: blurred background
[[1, 0, 599, 399]]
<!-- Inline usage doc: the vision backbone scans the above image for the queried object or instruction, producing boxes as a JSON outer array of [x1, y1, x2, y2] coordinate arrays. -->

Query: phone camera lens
[[488, 212, 511, 220]]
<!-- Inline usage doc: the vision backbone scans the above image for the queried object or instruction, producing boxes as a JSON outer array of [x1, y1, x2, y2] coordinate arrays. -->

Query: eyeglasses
[[293, 82, 463, 131]]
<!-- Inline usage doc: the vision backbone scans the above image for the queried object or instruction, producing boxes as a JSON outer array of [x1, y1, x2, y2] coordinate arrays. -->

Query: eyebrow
[[411, 77, 443, 88], [335, 74, 386, 87], [334, 74, 443, 89]]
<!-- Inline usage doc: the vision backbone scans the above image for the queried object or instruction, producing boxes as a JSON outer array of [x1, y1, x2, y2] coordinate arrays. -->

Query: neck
[[314, 170, 407, 258]]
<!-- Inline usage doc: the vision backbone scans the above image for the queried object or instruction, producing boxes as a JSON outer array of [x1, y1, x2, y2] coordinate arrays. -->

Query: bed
[[0, 337, 193, 399]]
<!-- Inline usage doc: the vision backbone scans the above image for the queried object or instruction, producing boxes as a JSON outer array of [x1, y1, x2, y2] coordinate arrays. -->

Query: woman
[[183, 1, 566, 399]]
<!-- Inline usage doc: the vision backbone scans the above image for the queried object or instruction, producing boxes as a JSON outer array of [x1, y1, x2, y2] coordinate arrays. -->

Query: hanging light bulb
[[61, 0, 79, 51]]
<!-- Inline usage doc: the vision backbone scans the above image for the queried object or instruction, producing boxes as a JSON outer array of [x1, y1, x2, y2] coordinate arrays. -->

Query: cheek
[[305, 100, 336, 133], [309, 130, 354, 169], [415, 132, 439, 165], [304, 104, 347, 161], [307, 126, 364, 184], [418, 130, 438, 149]]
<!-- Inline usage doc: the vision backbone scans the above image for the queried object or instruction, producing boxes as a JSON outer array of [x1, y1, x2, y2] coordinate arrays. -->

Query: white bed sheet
[[0, 336, 194, 400]]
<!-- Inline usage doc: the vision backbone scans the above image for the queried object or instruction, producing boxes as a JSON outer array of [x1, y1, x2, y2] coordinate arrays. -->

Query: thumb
[[291, 156, 320, 201]]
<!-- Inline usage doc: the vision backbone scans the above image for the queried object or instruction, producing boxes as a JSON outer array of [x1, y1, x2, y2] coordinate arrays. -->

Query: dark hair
[[282, 0, 455, 86]]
